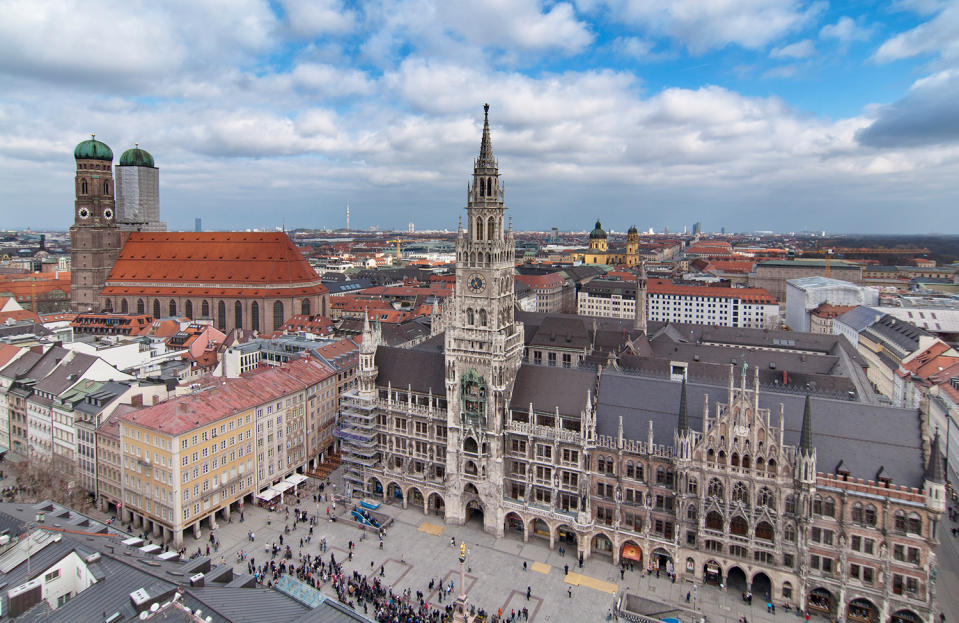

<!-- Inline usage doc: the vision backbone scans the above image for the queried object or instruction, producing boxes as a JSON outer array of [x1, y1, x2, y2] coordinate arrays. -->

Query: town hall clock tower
[[444, 105, 524, 531]]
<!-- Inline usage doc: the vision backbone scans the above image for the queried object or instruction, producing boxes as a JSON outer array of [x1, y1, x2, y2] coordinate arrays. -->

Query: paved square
[[418, 521, 445, 536], [530, 561, 550, 574]]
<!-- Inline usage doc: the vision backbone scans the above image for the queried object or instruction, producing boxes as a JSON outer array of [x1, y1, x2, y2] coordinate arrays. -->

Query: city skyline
[[1, 1, 957, 233]]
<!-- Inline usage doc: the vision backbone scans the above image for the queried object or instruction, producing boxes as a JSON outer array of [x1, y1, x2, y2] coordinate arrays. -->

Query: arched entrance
[[556, 524, 578, 550], [652, 547, 673, 573], [807, 587, 836, 617], [530, 518, 550, 542], [408, 487, 424, 510], [465, 499, 484, 527], [591, 533, 613, 560], [846, 598, 878, 623], [367, 477, 383, 497], [504, 512, 524, 539], [386, 482, 403, 504], [703, 560, 722, 585], [890, 610, 922, 623], [752, 572, 772, 602], [620, 540, 643, 567], [726, 566, 748, 594], [427, 493, 445, 517]]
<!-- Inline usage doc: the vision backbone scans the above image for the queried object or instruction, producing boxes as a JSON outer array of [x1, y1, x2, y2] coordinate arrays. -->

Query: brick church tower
[[70, 135, 122, 312]]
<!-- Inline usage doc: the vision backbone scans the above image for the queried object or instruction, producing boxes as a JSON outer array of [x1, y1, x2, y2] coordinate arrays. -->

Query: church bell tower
[[70, 135, 122, 313], [444, 104, 524, 530]]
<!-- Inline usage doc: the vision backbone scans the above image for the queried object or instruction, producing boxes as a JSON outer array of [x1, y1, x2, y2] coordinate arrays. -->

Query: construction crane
[[803, 247, 931, 256], [387, 239, 402, 260]]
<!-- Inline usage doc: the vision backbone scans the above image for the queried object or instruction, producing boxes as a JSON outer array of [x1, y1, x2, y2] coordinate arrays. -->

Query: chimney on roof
[[131, 394, 143, 407], [152, 395, 160, 405]]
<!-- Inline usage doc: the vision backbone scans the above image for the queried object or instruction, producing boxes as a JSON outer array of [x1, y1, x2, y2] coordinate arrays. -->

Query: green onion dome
[[118, 145, 155, 167], [74, 135, 113, 161]]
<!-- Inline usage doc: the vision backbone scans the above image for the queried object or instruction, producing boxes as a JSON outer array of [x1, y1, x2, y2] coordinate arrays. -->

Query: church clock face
[[103, 208, 114, 220], [78, 207, 89, 220], [467, 273, 486, 293]]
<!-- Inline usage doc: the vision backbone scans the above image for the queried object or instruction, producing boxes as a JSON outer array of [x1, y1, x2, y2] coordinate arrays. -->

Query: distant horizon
[[1, 2, 957, 233]]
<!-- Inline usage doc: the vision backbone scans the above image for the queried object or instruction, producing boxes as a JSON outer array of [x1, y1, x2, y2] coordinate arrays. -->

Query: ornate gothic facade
[[337, 107, 943, 623]]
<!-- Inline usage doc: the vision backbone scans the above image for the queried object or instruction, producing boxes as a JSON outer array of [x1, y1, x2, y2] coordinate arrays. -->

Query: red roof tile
[[119, 358, 334, 435], [103, 232, 327, 298], [648, 279, 776, 304]]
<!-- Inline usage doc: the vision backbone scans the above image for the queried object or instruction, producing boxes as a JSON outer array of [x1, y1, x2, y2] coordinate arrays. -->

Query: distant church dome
[[627, 225, 638, 235], [74, 135, 113, 161], [118, 145, 155, 167], [589, 220, 607, 239]]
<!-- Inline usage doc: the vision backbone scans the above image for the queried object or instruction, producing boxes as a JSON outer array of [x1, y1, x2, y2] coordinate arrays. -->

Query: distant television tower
[[408, 222, 414, 233], [346, 203, 351, 232]]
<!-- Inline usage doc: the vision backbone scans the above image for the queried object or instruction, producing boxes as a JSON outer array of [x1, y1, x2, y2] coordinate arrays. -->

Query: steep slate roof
[[836, 306, 884, 333], [103, 232, 327, 298], [375, 346, 446, 395], [596, 371, 924, 487], [510, 364, 595, 416]]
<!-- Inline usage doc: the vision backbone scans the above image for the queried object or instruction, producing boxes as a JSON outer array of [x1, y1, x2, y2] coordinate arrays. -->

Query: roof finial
[[91, 133, 95, 139], [135, 142, 138, 148], [484, 102, 489, 117], [799, 394, 813, 453]]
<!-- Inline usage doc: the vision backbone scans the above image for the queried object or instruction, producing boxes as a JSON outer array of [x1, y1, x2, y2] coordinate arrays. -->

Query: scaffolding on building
[[335, 393, 380, 493]]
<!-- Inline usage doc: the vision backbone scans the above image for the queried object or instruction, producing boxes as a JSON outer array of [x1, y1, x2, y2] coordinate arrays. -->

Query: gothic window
[[202, 300, 210, 318], [486, 252, 491, 264], [486, 178, 492, 196], [217, 301, 226, 329], [80, 179, 88, 194], [784, 494, 796, 514], [705, 510, 723, 530], [598, 456, 606, 473], [742, 455, 751, 469], [731, 453, 740, 467], [466, 308, 474, 325], [153, 299, 161, 319], [120, 299, 129, 314], [464, 437, 478, 454], [234, 301, 243, 328], [757, 487, 775, 510], [718, 450, 727, 465], [756, 521, 774, 541], [687, 478, 698, 494], [476, 217, 484, 240], [813, 495, 835, 517], [756, 457, 765, 472], [169, 300, 177, 317], [301, 298, 310, 315], [783, 523, 796, 542], [185, 300, 193, 319], [273, 301, 284, 331], [707, 478, 724, 499], [251, 301, 260, 332], [729, 516, 748, 536], [487, 217, 494, 241], [863, 504, 877, 526], [478, 309, 487, 326], [707, 448, 715, 463], [767, 458, 777, 474], [687, 505, 698, 521], [478, 180, 484, 197], [103, 182, 109, 194], [137, 298, 144, 314], [852, 502, 864, 525], [732, 482, 749, 505]]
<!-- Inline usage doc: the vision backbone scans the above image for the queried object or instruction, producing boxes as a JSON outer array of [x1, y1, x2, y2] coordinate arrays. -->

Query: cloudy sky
[[1, 0, 958, 234]]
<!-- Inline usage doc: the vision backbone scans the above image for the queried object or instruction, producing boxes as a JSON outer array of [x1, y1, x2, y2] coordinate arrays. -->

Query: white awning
[[122, 537, 143, 546], [272, 481, 294, 493], [156, 551, 179, 560], [139, 544, 161, 554], [256, 489, 280, 502], [285, 474, 308, 486]]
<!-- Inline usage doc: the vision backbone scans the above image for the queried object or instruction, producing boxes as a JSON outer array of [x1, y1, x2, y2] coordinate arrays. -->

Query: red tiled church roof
[[103, 232, 326, 298]]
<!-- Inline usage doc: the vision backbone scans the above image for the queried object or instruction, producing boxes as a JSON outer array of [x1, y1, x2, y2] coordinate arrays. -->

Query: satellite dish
[[150, 603, 159, 612], [139, 613, 149, 620]]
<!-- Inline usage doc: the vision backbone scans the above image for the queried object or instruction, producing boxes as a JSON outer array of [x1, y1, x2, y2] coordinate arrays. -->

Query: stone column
[[174, 528, 184, 548], [193, 520, 201, 540]]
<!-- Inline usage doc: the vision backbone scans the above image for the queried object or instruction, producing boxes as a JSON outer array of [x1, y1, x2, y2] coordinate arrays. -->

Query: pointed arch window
[[103, 181, 109, 194], [217, 301, 226, 329], [732, 482, 749, 505], [202, 300, 210, 318], [757, 487, 775, 510], [466, 308, 474, 325], [251, 301, 260, 332], [302, 298, 310, 315], [707, 478, 724, 499], [476, 217, 484, 241], [729, 516, 748, 536], [478, 309, 487, 326], [152, 299, 160, 319], [234, 301, 242, 328], [120, 299, 129, 314], [185, 300, 193, 319], [487, 216, 495, 241], [169, 299, 177, 317], [486, 178, 492, 197], [137, 298, 144, 314], [80, 179, 88, 195], [273, 301, 284, 331]]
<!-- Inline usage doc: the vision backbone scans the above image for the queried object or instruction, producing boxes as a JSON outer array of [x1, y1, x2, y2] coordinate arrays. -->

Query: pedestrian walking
[[568, 586, 572, 599], [526, 586, 531, 600]]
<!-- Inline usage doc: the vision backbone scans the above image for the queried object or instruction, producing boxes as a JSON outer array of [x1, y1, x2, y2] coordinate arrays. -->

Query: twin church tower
[[69, 136, 165, 312]]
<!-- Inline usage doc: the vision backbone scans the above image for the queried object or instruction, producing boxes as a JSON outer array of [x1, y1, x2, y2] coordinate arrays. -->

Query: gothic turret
[[357, 310, 380, 398], [675, 378, 694, 461], [796, 395, 817, 483], [633, 261, 647, 333], [924, 431, 946, 513]]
